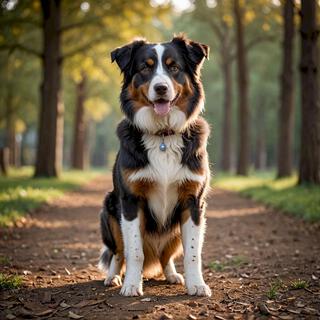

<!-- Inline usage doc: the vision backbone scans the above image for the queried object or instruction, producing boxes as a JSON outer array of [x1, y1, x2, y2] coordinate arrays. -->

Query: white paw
[[166, 273, 185, 285], [120, 282, 143, 296], [104, 275, 122, 287], [187, 283, 212, 297]]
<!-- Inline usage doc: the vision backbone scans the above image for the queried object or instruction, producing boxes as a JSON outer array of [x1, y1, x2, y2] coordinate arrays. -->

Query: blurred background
[[0, 0, 319, 183]]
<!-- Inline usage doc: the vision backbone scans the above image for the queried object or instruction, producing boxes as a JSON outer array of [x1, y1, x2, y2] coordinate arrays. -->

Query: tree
[[277, 0, 295, 178], [298, 0, 320, 184], [35, 0, 62, 177], [71, 72, 87, 169], [234, 0, 250, 175], [1, 0, 170, 177]]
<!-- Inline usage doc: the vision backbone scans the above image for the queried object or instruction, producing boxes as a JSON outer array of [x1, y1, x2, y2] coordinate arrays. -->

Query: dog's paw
[[120, 283, 143, 296], [187, 283, 212, 297], [166, 272, 185, 285], [104, 275, 122, 287]]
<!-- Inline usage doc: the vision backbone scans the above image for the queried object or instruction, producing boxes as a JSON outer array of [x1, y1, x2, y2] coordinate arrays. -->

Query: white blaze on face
[[148, 44, 176, 116]]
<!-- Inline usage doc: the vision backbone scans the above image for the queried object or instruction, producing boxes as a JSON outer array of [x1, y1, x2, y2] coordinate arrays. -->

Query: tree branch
[[0, 43, 42, 58], [60, 16, 103, 33], [0, 17, 41, 28], [61, 31, 116, 60], [228, 34, 276, 62], [245, 34, 276, 52]]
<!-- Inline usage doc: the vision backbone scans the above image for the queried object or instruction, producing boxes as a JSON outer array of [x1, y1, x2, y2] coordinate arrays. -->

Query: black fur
[[100, 36, 210, 263]]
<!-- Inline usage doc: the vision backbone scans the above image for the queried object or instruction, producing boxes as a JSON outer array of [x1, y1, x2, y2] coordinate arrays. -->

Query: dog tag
[[159, 142, 167, 151]]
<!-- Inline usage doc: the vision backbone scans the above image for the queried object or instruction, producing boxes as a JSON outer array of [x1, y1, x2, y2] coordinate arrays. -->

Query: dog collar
[[154, 129, 176, 152], [155, 128, 175, 137]]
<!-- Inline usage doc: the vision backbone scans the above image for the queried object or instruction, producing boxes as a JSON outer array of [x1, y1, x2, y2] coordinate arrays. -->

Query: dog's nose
[[154, 83, 168, 95]]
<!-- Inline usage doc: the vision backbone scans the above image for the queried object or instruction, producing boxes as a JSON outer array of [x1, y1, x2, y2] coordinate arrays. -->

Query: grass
[[0, 167, 101, 227], [214, 171, 320, 222], [266, 279, 284, 300], [0, 273, 22, 290], [209, 255, 248, 272], [290, 279, 308, 289]]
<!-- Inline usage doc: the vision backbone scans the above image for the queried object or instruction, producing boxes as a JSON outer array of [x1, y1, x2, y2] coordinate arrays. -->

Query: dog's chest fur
[[128, 133, 204, 226]]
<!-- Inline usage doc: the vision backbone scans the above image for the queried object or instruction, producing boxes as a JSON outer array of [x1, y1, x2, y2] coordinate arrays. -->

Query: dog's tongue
[[154, 101, 170, 116]]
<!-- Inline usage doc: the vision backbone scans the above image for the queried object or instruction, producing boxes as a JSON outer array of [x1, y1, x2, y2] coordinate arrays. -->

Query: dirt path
[[1, 175, 319, 319]]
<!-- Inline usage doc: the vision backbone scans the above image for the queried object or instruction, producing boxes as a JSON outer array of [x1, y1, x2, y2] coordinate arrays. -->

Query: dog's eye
[[169, 65, 179, 73], [140, 65, 151, 75]]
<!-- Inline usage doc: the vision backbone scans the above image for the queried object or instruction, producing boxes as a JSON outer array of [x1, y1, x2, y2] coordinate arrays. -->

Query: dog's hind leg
[[163, 258, 185, 285], [99, 194, 124, 287], [160, 235, 184, 285], [103, 253, 123, 287]]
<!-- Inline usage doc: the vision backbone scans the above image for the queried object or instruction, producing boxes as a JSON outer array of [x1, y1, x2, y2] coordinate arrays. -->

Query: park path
[[0, 174, 319, 319]]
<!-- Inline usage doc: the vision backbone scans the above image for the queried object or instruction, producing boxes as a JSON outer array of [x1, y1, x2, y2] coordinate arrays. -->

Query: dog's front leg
[[181, 211, 211, 297], [120, 208, 144, 296]]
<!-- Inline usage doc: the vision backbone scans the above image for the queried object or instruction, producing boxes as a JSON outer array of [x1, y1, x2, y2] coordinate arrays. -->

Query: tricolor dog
[[99, 35, 211, 297]]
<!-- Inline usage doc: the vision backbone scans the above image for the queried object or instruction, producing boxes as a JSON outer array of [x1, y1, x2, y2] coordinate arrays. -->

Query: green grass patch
[[266, 279, 284, 300], [214, 172, 320, 221], [208, 255, 248, 272], [0, 256, 11, 265], [0, 167, 101, 227], [290, 279, 308, 289], [0, 273, 22, 290]]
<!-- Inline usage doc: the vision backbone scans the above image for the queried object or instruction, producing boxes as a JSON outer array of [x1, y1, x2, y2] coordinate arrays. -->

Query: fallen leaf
[[34, 309, 54, 316], [159, 314, 173, 320], [60, 301, 71, 308], [23, 270, 32, 275], [73, 299, 105, 308], [287, 309, 301, 314], [68, 311, 83, 319], [188, 314, 197, 320], [6, 314, 16, 319], [278, 315, 293, 320], [65, 268, 71, 275], [214, 315, 227, 320]]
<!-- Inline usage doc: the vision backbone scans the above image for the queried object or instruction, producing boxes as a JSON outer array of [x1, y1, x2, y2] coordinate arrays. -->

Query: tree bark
[[254, 102, 266, 170], [5, 90, 17, 167], [72, 73, 88, 170], [34, 0, 63, 177], [220, 57, 233, 172], [277, 0, 295, 178], [234, 0, 250, 175], [298, 0, 320, 184]]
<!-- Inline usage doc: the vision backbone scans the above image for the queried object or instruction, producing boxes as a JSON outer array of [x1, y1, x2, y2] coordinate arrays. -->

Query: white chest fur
[[128, 133, 205, 226]]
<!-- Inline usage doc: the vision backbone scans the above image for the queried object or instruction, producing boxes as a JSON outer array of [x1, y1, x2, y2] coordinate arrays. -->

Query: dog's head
[[111, 35, 209, 133]]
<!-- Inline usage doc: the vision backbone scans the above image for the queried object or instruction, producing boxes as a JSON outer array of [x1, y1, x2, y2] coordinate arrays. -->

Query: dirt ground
[[0, 175, 319, 320]]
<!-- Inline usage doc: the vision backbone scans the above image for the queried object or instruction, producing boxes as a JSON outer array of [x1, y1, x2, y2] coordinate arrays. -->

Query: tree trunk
[[277, 0, 295, 178], [34, 0, 63, 177], [298, 0, 320, 185], [234, 0, 250, 175], [220, 57, 233, 172], [254, 102, 266, 170], [72, 73, 88, 170], [5, 90, 17, 167]]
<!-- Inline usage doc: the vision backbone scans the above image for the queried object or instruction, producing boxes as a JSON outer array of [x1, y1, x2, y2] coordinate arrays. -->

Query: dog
[[98, 35, 211, 297]]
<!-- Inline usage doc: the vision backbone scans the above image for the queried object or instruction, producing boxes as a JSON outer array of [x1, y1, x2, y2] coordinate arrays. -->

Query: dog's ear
[[172, 35, 209, 66], [111, 39, 146, 73]]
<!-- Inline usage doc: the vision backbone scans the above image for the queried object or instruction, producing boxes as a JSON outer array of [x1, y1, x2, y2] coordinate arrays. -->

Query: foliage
[[0, 167, 100, 227], [0, 273, 22, 290], [290, 279, 308, 290], [214, 172, 320, 221], [266, 279, 284, 300], [208, 255, 248, 272]]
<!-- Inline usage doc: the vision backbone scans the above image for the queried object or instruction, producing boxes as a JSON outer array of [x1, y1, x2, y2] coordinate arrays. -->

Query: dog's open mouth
[[152, 94, 179, 116]]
